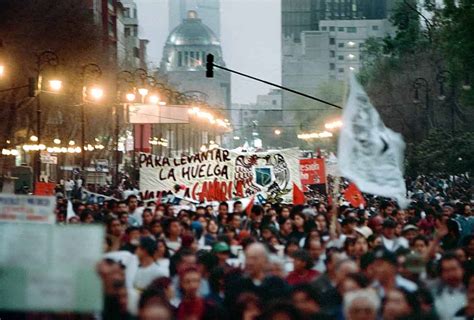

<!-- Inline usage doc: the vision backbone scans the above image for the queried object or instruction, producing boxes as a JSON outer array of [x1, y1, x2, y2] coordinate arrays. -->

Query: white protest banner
[[81, 189, 118, 204], [0, 223, 103, 312], [0, 194, 55, 224], [338, 75, 408, 207], [139, 148, 302, 203]]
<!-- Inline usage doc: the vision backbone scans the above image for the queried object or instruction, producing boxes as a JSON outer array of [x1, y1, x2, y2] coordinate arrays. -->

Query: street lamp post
[[437, 70, 456, 134], [115, 70, 135, 187], [80, 63, 103, 174], [412, 77, 432, 132], [34, 50, 60, 183]]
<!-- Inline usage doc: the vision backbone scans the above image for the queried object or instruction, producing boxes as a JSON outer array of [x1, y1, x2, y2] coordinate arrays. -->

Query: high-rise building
[[169, 0, 220, 38], [281, 0, 394, 135], [282, 0, 391, 42]]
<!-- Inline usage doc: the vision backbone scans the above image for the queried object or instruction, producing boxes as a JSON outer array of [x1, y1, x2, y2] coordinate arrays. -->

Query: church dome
[[166, 10, 220, 46], [160, 10, 225, 73]]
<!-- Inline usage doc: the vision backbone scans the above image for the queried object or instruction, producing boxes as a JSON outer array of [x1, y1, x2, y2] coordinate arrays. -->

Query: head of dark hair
[[126, 194, 138, 204], [251, 205, 264, 216], [438, 251, 463, 275], [292, 249, 314, 269], [219, 201, 229, 209], [291, 283, 321, 304]]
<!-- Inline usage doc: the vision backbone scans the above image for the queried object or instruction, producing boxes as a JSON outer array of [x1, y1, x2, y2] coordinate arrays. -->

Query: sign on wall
[[139, 148, 302, 203]]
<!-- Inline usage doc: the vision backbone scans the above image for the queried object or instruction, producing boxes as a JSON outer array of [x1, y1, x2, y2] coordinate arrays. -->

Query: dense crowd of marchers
[[2, 175, 473, 320]]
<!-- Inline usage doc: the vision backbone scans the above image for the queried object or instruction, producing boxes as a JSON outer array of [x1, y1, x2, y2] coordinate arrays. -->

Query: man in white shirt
[[133, 237, 166, 292], [127, 195, 144, 226], [430, 253, 466, 320], [381, 218, 407, 252]]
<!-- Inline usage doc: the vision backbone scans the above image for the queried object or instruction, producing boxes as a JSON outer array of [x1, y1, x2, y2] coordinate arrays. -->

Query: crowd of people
[[7, 175, 474, 320]]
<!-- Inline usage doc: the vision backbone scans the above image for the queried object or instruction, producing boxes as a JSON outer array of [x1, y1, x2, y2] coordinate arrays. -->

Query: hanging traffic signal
[[28, 77, 37, 97], [206, 54, 214, 78]]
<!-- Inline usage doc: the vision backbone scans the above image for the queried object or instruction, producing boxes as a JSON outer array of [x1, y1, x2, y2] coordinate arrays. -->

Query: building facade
[[281, 0, 395, 132], [160, 10, 230, 110], [169, 0, 220, 38]]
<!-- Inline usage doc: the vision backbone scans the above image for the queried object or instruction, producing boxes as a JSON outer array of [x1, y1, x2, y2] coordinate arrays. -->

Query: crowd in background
[[6, 175, 474, 320]]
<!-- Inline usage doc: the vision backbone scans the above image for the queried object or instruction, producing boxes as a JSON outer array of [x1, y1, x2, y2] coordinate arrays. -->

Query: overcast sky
[[136, 0, 281, 104]]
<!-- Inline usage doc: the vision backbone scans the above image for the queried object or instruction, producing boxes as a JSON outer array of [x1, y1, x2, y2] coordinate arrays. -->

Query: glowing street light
[[68, 140, 75, 146], [30, 135, 38, 142], [324, 120, 343, 130], [0, 65, 5, 78], [126, 92, 136, 102], [89, 86, 104, 100], [149, 95, 160, 104], [48, 79, 63, 92], [53, 138, 61, 144], [138, 87, 148, 96], [274, 129, 281, 135]]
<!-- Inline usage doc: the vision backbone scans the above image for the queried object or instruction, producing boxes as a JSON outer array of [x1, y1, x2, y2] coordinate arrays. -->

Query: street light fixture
[[149, 94, 160, 104], [80, 63, 103, 172], [126, 92, 136, 102], [274, 129, 281, 135], [138, 87, 149, 97], [48, 79, 62, 92], [33, 50, 60, 184], [88, 86, 104, 100]]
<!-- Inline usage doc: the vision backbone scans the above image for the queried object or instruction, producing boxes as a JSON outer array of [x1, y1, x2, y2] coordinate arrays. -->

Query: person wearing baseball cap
[[212, 242, 231, 268], [371, 247, 417, 297]]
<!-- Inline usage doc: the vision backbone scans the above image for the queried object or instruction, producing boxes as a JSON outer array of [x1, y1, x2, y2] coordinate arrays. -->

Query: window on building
[[338, 27, 344, 31], [330, 50, 335, 57], [272, 100, 277, 105], [338, 68, 344, 73], [133, 27, 138, 37], [359, 43, 365, 48], [184, 52, 189, 66], [190, 51, 195, 65], [338, 55, 344, 60], [329, 26, 335, 31], [321, 26, 327, 31], [330, 63, 335, 70], [133, 8, 137, 18], [372, 25, 379, 31], [329, 38, 335, 45], [347, 27, 357, 33], [338, 42, 344, 48], [123, 8, 130, 18], [133, 47, 139, 58], [125, 27, 130, 37], [178, 52, 183, 67]]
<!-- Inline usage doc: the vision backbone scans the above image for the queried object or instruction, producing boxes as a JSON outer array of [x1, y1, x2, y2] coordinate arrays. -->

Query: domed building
[[160, 10, 231, 109]]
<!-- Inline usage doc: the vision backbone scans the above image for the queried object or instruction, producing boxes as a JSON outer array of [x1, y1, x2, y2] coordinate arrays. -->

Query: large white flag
[[338, 76, 408, 207]]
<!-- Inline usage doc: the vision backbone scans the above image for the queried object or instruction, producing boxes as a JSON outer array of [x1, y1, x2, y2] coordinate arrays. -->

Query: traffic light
[[206, 54, 214, 78], [28, 77, 37, 97]]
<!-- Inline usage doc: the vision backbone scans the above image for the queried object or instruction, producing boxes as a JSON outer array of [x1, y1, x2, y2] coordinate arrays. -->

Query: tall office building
[[281, 0, 394, 132], [169, 0, 220, 38], [282, 0, 390, 42]]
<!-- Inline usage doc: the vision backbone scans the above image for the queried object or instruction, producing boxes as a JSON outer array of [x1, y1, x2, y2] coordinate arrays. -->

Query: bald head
[[245, 242, 269, 279]]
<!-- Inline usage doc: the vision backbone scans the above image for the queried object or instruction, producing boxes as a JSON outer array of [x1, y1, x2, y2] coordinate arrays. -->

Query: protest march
[[0, 74, 472, 320]]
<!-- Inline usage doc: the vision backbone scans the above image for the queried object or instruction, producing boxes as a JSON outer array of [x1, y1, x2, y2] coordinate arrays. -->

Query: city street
[[0, 1, 472, 320]]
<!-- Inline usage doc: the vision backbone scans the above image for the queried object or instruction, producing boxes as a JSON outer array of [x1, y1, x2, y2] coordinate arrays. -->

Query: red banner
[[344, 182, 367, 208], [34, 182, 55, 196], [300, 158, 326, 186]]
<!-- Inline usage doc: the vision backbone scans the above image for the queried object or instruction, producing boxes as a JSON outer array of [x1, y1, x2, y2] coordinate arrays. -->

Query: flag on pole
[[338, 75, 408, 208], [293, 182, 305, 205], [344, 182, 366, 208]]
